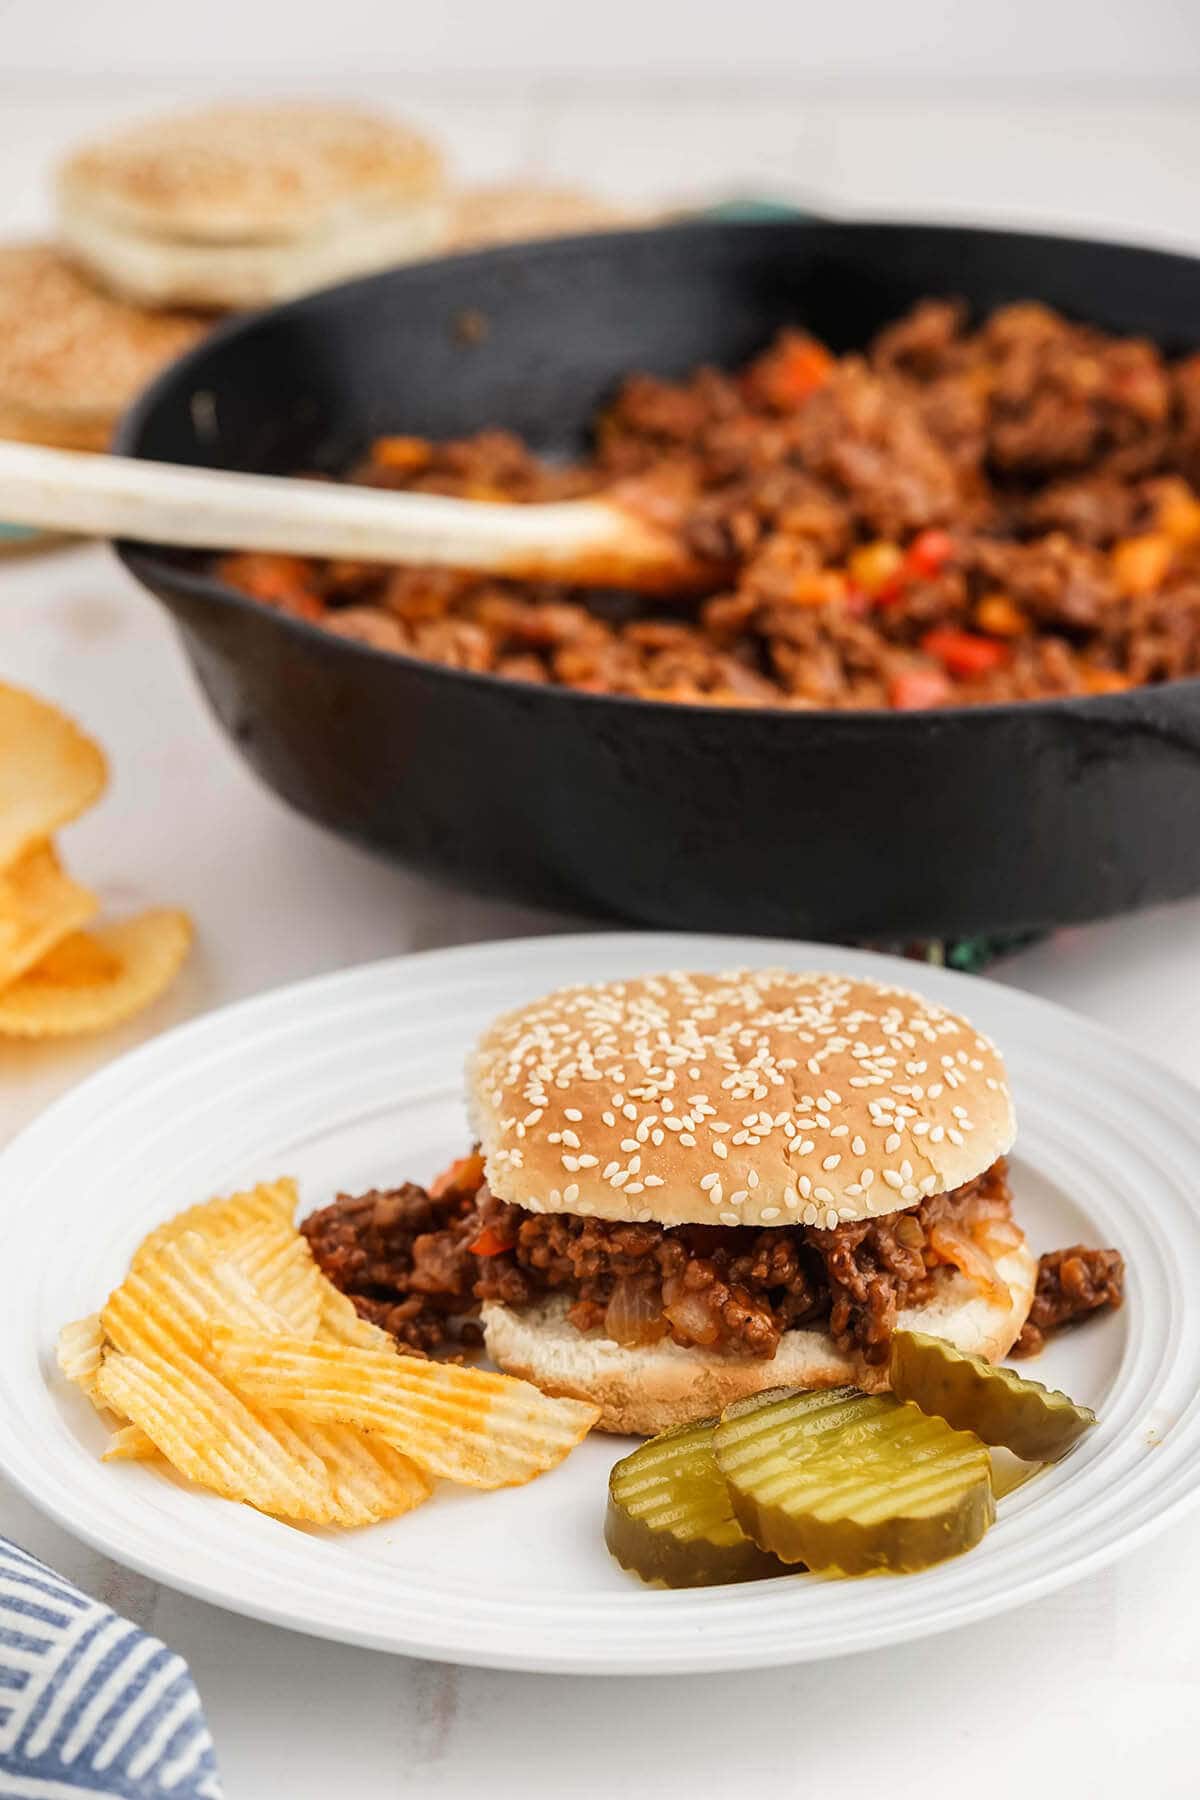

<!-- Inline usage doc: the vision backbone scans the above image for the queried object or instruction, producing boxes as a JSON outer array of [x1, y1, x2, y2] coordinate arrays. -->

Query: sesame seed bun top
[[469, 969, 1016, 1229], [57, 103, 445, 245], [0, 245, 211, 449], [448, 183, 633, 251]]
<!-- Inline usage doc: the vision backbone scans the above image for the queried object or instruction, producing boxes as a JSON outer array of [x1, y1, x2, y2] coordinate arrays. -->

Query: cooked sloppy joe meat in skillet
[[218, 297, 1200, 709], [301, 1152, 1123, 1362]]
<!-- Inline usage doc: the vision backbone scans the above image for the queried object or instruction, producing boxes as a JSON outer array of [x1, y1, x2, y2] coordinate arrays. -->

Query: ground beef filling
[[1011, 1245, 1125, 1357], [301, 1154, 1120, 1366]]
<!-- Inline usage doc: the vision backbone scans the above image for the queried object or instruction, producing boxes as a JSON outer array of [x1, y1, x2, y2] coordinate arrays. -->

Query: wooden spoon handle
[[0, 441, 711, 594]]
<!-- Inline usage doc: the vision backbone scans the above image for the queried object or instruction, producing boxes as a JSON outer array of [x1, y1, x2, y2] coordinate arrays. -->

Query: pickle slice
[[890, 1330, 1096, 1464], [606, 1417, 786, 1587], [714, 1385, 993, 1576]]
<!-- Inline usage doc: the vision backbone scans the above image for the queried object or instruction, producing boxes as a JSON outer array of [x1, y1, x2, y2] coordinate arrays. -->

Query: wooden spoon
[[0, 441, 720, 596]]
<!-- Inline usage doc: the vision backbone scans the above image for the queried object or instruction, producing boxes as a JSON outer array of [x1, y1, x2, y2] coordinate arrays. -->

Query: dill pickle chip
[[714, 1385, 993, 1576], [890, 1330, 1096, 1464], [606, 1417, 786, 1587]]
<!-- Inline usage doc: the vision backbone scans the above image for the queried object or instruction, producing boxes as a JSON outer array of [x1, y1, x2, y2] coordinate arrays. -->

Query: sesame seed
[[620, 1139, 638, 1152], [713, 1140, 728, 1159], [747, 1169, 760, 1189], [679, 1133, 697, 1147], [822, 1154, 841, 1171], [852, 1135, 866, 1155], [885, 1132, 902, 1153], [760, 1207, 781, 1222], [699, 1173, 720, 1191], [883, 1169, 903, 1189], [563, 1183, 580, 1203], [564, 1108, 582, 1122]]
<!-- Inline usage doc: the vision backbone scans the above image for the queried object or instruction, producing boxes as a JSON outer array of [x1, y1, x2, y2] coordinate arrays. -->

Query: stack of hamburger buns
[[0, 98, 632, 538]]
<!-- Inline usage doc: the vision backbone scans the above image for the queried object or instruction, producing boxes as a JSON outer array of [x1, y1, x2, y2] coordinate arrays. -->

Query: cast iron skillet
[[117, 219, 1200, 939]]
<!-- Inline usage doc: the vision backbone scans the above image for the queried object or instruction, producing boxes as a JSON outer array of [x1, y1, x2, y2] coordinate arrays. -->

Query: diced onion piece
[[604, 1277, 667, 1348]]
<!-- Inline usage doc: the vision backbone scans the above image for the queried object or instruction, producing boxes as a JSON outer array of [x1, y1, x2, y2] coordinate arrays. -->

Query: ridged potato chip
[[58, 1311, 151, 1449], [133, 1180, 320, 1337], [56, 1313, 105, 1400], [0, 842, 97, 988], [0, 682, 107, 869], [97, 1348, 342, 1523], [296, 1422, 431, 1526], [103, 1422, 158, 1461], [316, 1285, 397, 1353], [223, 1222, 324, 1337], [136, 1178, 297, 1260], [104, 1231, 292, 1363], [0, 909, 192, 1037], [99, 1227, 429, 1525], [212, 1328, 600, 1488]]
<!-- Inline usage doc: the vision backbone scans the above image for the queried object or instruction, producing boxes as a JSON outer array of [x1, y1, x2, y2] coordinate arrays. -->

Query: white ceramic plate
[[0, 932, 1195, 1675]]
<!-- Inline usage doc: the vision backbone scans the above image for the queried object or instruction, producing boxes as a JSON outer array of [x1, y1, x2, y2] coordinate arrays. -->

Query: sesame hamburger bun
[[0, 244, 211, 451], [57, 103, 449, 309], [448, 183, 633, 251], [469, 969, 1016, 1231], [483, 1236, 1037, 1436]]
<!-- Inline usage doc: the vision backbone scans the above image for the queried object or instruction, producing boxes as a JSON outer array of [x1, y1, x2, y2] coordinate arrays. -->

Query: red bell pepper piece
[[468, 1224, 512, 1257], [921, 627, 1010, 679], [889, 668, 953, 710], [904, 529, 955, 581]]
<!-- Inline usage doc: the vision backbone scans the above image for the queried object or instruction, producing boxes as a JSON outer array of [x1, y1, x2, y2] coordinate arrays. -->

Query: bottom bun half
[[482, 1241, 1037, 1437]]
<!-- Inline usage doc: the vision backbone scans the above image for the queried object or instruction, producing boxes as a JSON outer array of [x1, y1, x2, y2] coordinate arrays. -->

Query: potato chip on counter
[[58, 1177, 600, 1530], [0, 681, 191, 1036], [0, 912, 193, 1037], [0, 682, 107, 867]]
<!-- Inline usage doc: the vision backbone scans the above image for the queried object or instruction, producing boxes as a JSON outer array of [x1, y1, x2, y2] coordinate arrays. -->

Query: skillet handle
[[697, 197, 829, 224]]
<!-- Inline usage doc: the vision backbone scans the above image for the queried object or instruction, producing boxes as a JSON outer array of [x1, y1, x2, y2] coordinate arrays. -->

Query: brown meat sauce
[[219, 298, 1200, 710], [300, 1155, 1121, 1365]]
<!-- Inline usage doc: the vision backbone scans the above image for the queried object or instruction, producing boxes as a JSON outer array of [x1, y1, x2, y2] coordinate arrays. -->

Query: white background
[[2, 7, 1200, 1797], [0, 0, 1197, 82]]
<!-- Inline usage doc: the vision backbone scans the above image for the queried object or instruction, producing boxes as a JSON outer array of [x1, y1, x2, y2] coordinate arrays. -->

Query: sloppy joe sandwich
[[305, 970, 1059, 1436], [57, 102, 449, 309], [0, 244, 211, 452]]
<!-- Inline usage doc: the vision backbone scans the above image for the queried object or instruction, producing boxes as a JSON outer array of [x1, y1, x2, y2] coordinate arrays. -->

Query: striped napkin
[[0, 1538, 221, 1799]]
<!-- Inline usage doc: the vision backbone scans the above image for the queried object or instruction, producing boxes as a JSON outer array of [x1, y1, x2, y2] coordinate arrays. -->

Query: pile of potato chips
[[0, 681, 191, 1035], [59, 1178, 599, 1526]]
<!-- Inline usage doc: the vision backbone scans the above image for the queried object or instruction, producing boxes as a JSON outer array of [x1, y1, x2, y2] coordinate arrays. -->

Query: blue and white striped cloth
[[0, 1539, 221, 1800]]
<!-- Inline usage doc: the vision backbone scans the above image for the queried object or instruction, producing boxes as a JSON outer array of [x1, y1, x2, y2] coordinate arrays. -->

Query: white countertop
[[3, 85, 1200, 1800]]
